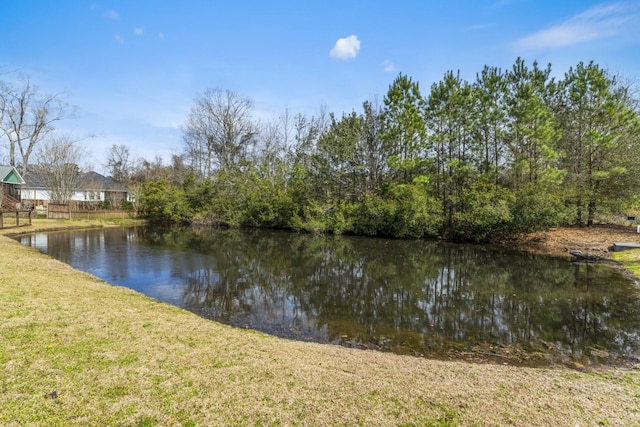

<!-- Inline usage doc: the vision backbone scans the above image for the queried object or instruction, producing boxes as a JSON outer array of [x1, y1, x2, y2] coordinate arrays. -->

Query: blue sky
[[2, 1, 640, 174]]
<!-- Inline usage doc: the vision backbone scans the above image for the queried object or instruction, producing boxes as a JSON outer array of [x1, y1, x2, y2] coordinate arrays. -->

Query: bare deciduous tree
[[34, 135, 84, 204], [105, 144, 132, 184], [183, 88, 257, 176], [0, 78, 72, 176]]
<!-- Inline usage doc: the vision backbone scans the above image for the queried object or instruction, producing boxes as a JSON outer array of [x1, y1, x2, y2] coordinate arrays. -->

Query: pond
[[18, 226, 640, 368]]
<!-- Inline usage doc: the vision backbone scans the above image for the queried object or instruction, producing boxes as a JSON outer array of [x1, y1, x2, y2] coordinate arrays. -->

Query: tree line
[[2, 59, 640, 239], [137, 58, 640, 240]]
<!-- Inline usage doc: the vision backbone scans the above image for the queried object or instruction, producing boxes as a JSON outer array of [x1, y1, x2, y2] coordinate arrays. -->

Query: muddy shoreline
[[493, 224, 640, 259]]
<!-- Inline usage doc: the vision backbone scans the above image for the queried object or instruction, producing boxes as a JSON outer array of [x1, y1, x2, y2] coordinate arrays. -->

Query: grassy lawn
[[613, 249, 640, 279], [1, 219, 639, 426]]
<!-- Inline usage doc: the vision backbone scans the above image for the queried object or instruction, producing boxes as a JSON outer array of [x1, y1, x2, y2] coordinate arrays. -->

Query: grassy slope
[[614, 249, 640, 279], [1, 220, 639, 426]]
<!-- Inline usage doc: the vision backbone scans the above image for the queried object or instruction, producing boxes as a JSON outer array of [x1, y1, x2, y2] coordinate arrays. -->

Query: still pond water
[[19, 226, 640, 368]]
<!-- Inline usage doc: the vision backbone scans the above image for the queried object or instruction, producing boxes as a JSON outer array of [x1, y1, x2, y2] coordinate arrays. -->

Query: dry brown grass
[[495, 223, 640, 259], [1, 219, 639, 426]]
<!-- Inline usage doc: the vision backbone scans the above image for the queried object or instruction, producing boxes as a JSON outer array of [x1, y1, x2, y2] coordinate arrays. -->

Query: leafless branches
[[0, 77, 73, 176], [33, 135, 85, 204]]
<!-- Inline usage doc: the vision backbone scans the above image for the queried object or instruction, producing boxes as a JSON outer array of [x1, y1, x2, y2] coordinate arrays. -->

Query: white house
[[21, 170, 132, 209]]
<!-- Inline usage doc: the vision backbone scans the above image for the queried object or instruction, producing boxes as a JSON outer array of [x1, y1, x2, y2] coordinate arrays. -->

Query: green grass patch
[[1, 219, 639, 426], [613, 249, 640, 278]]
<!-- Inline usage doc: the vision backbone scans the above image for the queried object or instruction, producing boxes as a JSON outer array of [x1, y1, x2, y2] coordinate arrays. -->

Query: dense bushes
[[137, 172, 631, 241], [139, 180, 191, 224], [136, 167, 626, 240]]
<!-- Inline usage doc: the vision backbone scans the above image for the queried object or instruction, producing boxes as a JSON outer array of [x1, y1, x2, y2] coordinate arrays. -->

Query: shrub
[[510, 185, 573, 232], [139, 180, 192, 224]]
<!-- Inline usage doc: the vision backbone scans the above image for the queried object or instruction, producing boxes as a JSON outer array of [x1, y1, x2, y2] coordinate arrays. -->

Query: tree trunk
[[587, 200, 596, 226]]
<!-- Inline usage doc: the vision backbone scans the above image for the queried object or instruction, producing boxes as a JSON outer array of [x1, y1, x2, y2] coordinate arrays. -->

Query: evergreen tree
[[471, 65, 508, 184], [557, 61, 640, 225], [504, 58, 560, 189], [426, 70, 474, 233], [382, 74, 428, 184]]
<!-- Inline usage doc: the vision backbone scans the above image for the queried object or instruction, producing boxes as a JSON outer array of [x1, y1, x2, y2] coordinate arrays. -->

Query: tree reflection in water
[[21, 226, 640, 367]]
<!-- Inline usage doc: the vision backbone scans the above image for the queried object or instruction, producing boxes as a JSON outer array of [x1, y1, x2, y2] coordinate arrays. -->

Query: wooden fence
[[0, 209, 32, 228], [47, 204, 71, 219], [0, 206, 134, 228], [71, 210, 134, 219], [41, 204, 134, 220]]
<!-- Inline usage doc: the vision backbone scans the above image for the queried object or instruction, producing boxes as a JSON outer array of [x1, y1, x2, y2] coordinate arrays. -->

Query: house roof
[[0, 165, 25, 185], [22, 171, 46, 189], [78, 171, 130, 192], [22, 170, 130, 193]]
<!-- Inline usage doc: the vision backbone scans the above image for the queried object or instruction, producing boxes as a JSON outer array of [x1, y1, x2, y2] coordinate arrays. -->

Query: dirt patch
[[493, 224, 640, 259]]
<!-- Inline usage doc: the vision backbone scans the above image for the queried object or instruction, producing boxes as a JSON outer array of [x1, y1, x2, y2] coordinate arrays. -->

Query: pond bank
[[1, 219, 639, 425], [494, 223, 640, 282], [493, 223, 640, 259]]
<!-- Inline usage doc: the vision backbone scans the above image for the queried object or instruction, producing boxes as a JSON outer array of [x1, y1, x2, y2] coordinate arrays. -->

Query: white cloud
[[134, 27, 144, 36], [104, 9, 120, 20], [383, 59, 396, 73], [114, 33, 125, 44], [158, 32, 165, 40], [330, 35, 361, 60], [512, 2, 640, 52]]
